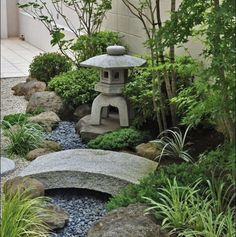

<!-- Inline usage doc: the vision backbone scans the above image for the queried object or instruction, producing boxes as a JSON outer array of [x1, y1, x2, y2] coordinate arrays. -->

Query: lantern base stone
[[76, 114, 121, 141]]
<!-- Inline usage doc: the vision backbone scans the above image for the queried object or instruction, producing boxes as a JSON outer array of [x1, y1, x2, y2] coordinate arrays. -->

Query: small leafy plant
[[3, 121, 44, 156], [29, 52, 72, 83], [151, 125, 193, 163], [88, 128, 150, 151], [48, 69, 99, 107], [1, 190, 51, 237]]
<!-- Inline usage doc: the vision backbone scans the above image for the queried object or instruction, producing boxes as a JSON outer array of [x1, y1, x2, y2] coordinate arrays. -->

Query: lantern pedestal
[[90, 94, 129, 127]]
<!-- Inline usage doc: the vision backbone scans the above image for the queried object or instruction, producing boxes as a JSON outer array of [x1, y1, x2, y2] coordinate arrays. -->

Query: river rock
[[26, 91, 65, 118], [11, 80, 46, 100], [136, 142, 161, 160], [28, 111, 61, 132], [42, 204, 69, 230], [26, 148, 53, 161], [3, 177, 45, 198], [87, 204, 169, 237], [42, 140, 61, 151]]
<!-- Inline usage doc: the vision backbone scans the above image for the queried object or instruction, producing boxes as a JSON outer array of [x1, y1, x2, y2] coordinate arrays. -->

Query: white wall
[[1, 0, 8, 39], [17, 0, 204, 60]]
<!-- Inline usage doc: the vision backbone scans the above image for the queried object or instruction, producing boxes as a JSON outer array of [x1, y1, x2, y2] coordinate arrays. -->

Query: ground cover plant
[[48, 68, 99, 107], [1, 190, 51, 237], [1, 113, 28, 129], [29, 52, 72, 83], [88, 128, 150, 151]]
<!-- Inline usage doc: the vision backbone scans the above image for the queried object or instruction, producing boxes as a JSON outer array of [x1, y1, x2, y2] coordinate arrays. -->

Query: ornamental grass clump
[[3, 120, 44, 157], [1, 190, 51, 237], [151, 125, 193, 163], [144, 178, 236, 237]]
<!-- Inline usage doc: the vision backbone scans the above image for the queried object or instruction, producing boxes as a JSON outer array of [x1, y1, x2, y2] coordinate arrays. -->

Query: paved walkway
[[1, 38, 43, 78]]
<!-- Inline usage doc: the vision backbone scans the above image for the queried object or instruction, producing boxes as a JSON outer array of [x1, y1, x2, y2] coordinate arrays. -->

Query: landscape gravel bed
[[43, 121, 86, 150], [1, 77, 28, 117], [47, 189, 109, 237]]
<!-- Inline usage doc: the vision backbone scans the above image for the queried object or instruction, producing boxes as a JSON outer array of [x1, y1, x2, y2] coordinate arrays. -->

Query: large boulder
[[3, 177, 45, 198], [74, 104, 91, 120], [26, 148, 53, 161], [136, 142, 161, 160], [11, 80, 46, 100], [28, 111, 60, 132], [87, 204, 169, 237], [42, 204, 69, 230], [26, 91, 65, 118]]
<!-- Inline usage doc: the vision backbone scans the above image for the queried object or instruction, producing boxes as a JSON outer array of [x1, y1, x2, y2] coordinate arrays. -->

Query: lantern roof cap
[[80, 45, 146, 69]]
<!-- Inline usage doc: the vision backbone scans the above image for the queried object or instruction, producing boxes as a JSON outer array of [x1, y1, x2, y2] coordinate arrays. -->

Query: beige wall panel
[[7, 0, 19, 37], [1, 0, 8, 39]]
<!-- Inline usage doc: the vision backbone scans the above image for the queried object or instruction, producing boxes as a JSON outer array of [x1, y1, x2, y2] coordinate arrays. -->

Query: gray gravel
[[43, 121, 86, 150], [48, 189, 109, 237], [1, 77, 28, 118]]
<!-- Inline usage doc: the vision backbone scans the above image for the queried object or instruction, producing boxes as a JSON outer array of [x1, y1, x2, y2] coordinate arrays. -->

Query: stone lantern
[[80, 45, 146, 127]]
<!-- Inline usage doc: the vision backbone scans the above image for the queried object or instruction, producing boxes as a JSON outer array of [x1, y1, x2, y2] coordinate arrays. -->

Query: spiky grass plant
[[144, 178, 201, 233], [1, 191, 51, 237], [151, 125, 193, 163], [144, 178, 236, 237], [3, 120, 44, 156]]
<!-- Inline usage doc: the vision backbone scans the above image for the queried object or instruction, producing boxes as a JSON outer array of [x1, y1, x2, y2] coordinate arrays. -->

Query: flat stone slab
[[1, 157, 16, 176], [76, 114, 121, 141], [19, 149, 157, 195]]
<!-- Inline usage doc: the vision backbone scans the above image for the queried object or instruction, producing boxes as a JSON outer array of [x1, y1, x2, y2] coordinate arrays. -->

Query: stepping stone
[[19, 149, 157, 195], [1, 157, 16, 176]]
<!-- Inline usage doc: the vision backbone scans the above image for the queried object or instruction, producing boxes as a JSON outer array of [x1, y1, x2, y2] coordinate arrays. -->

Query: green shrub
[[88, 128, 149, 151], [1, 190, 50, 237], [124, 56, 197, 127], [106, 162, 208, 210], [3, 121, 44, 156], [71, 31, 125, 62], [1, 113, 28, 129], [29, 52, 72, 83], [48, 69, 99, 107]]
